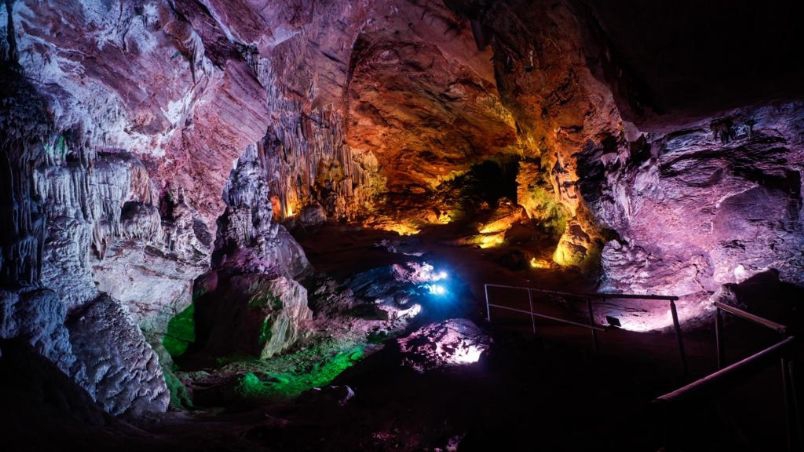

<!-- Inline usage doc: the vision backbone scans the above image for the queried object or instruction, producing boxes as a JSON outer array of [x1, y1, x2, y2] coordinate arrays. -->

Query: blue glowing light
[[428, 284, 447, 296]]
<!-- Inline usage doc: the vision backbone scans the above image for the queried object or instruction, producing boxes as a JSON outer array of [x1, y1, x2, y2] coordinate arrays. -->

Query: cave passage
[[1, 0, 803, 451]]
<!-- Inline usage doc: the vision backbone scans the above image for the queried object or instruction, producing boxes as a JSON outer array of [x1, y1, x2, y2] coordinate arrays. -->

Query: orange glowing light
[[552, 242, 573, 266], [476, 232, 505, 248], [477, 216, 517, 234], [381, 223, 420, 236], [529, 257, 551, 269]]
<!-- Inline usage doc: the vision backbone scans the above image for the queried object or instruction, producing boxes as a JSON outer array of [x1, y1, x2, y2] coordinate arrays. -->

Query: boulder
[[398, 319, 491, 373], [67, 294, 169, 416], [192, 273, 312, 361]]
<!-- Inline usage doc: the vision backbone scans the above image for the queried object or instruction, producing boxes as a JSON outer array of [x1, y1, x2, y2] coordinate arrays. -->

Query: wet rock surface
[[398, 318, 491, 373]]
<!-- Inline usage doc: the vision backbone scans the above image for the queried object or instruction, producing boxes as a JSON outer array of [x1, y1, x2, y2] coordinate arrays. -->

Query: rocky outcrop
[[212, 145, 309, 278], [67, 294, 169, 416], [190, 143, 313, 362], [591, 103, 804, 301], [0, 287, 77, 376], [398, 318, 491, 373], [192, 272, 312, 360]]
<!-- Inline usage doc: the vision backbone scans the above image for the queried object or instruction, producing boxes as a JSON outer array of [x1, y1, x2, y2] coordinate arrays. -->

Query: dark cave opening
[[453, 157, 520, 212]]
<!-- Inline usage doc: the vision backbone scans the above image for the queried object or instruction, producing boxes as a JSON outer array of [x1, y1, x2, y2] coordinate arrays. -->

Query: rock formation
[[0, 0, 801, 419], [191, 144, 312, 361], [398, 318, 491, 372]]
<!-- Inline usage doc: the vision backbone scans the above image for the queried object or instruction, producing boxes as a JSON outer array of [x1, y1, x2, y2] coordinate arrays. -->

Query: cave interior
[[1, 0, 803, 451]]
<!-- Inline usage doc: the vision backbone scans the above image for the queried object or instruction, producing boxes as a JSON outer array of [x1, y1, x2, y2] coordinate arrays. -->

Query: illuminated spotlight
[[431, 270, 448, 281], [428, 284, 447, 296], [453, 345, 484, 364]]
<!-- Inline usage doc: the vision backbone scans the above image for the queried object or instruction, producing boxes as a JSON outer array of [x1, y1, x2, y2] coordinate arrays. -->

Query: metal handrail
[[483, 283, 687, 375], [714, 301, 788, 370], [486, 302, 606, 331], [715, 301, 787, 333], [655, 336, 801, 451], [656, 336, 795, 404], [483, 283, 679, 301], [656, 301, 801, 452]]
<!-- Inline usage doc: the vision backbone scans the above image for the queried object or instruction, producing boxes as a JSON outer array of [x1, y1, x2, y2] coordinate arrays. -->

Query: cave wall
[[450, 0, 803, 325]]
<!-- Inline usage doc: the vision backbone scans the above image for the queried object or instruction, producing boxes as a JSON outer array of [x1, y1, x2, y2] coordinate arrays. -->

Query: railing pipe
[[714, 301, 787, 334], [485, 303, 605, 331], [586, 297, 599, 352], [669, 300, 688, 377], [483, 283, 678, 301], [715, 307, 724, 369], [484, 284, 491, 322], [655, 336, 795, 404], [526, 288, 537, 334]]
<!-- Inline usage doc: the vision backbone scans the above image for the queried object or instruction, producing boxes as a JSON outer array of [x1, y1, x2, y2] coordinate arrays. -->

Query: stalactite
[[0, 70, 51, 286], [3, 0, 18, 66]]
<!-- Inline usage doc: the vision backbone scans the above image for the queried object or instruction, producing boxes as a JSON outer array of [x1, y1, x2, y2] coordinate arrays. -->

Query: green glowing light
[[236, 346, 365, 399], [163, 304, 195, 358], [164, 366, 193, 409], [258, 318, 272, 348]]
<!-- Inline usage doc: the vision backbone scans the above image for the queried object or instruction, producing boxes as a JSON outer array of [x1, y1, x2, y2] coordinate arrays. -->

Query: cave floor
[[7, 224, 797, 451]]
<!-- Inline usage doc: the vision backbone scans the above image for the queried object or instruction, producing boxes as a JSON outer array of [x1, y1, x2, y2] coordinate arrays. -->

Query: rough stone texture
[[258, 276, 312, 359], [67, 294, 169, 416], [0, 68, 51, 287], [190, 143, 314, 361], [398, 318, 491, 373], [213, 144, 310, 278], [1, 0, 803, 417], [590, 104, 804, 303], [192, 272, 312, 360], [448, 0, 803, 327], [345, 0, 519, 194], [0, 287, 77, 375]]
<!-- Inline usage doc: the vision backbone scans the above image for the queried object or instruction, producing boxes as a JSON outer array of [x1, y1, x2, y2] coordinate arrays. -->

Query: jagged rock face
[[0, 288, 77, 376], [213, 144, 309, 277], [67, 294, 169, 416], [398, 318, 490, 373], [0, 287, 170, 416], [192, 272, 312, 360], [345, 1, 518, 195], [190, 142, 313, 361], [591, 104, 804, 300], [448, 0, 803, 326]]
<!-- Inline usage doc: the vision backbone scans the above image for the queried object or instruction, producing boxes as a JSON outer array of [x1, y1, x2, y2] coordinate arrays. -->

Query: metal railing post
[[586, 297, 599, 352], [526, 288, 536, 334], [787, 359, 804, 449], [669, 300, 688, 378], [484, 284, 491, 322], [715, 306, 724, 369], [782, 356, 794, 452]]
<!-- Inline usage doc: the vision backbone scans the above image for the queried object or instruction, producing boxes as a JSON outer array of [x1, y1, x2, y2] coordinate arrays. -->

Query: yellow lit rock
[[552, 241, 575, 266], [476, 232, 505, 248], [529, 257, 551, 269], [381, 223, 421, 236]]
